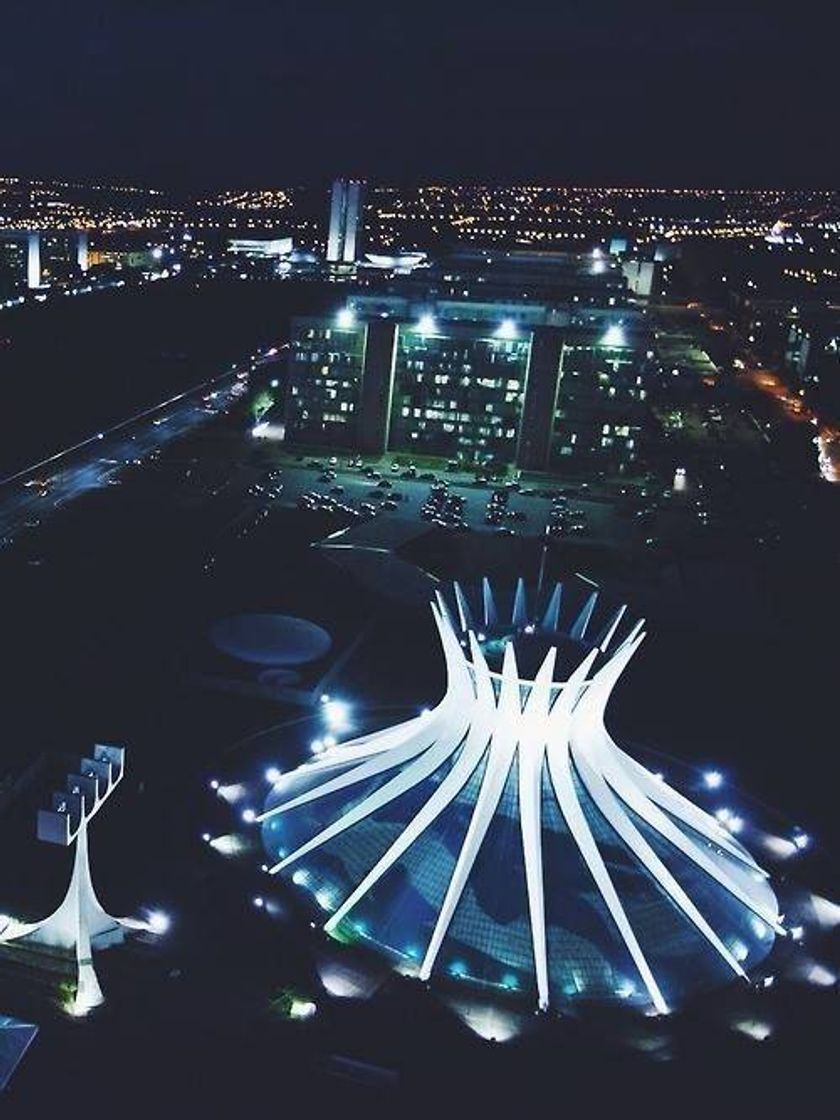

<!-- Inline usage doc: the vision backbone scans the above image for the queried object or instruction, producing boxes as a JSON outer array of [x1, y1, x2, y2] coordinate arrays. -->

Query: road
[[0, 365, 253, 544]]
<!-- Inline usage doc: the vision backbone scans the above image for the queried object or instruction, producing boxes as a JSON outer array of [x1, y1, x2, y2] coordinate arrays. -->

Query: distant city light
[[336, 307, 355, 328], [310, 739, 325, 754], [416, 313, 437, 336], [209, 779, 219, 791], [704, 770, 723, 789], [792, 830, 810, 851], [253, 896, 265, 909], [265, 767, 282, 784], [495, 319, 517, 339], [242, 808, 256, 823]]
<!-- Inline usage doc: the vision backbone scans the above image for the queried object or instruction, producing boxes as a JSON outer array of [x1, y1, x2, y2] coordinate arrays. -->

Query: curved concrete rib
[[570, 591, 598, 641], [598, 752, 782, 931], [596, 604, 627, 652], [324, 633, 497, 932], [571, 643, 748, 977], [420, 640, 524, 982], [482, 577, 497, 629], [264, 616, 474, 870], [541, 582, 562, 632], [258, 605, 466, 823], [512, 578, 527, 627], [545, 650, 669, 1015], [517, 647, 556, 1009], [616, 751, 764, 872]]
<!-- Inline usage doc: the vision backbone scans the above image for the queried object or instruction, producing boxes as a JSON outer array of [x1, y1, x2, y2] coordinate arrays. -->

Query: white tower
[[326, 179, 364, 264]]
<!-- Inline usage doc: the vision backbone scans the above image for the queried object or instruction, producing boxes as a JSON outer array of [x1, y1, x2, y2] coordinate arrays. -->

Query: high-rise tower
[[326, 178, 364, 264]]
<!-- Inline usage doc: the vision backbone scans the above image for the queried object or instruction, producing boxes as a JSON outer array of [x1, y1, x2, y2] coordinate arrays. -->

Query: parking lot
[[257, 453, 638, 548]]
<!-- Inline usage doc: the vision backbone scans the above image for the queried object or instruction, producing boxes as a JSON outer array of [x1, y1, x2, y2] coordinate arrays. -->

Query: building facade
[[0, 230, 88, 293], [285, 287, 656, 474], [550, 324, 654, 472], [326, 179, 365, 264]]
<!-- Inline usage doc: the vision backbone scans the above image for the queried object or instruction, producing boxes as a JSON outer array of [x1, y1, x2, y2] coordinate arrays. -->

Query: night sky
[[4, 0, 835, 188]]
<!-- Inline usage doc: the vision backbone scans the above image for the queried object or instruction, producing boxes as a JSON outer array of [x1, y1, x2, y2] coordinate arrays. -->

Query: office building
[[284, 289, 655, 473], [0, 230, 88, 291]]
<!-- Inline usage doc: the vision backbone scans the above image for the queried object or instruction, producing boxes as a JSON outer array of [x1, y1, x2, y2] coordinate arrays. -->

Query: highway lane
[[0, 366, 252, 544]]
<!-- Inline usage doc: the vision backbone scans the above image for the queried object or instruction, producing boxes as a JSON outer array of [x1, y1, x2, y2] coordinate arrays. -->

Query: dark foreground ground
[[0, 304, 837, 1117]]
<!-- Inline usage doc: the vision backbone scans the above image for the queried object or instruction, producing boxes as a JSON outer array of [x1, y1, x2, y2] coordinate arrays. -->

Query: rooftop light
[[265, 766, 282, 784], [600, 323, 626, 348], [336, 307, 355, 329], [495, 319, 517, 339], [416, 313, 437, 336], [704, 770, 723, 789], [242, 808, 256, 823]]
